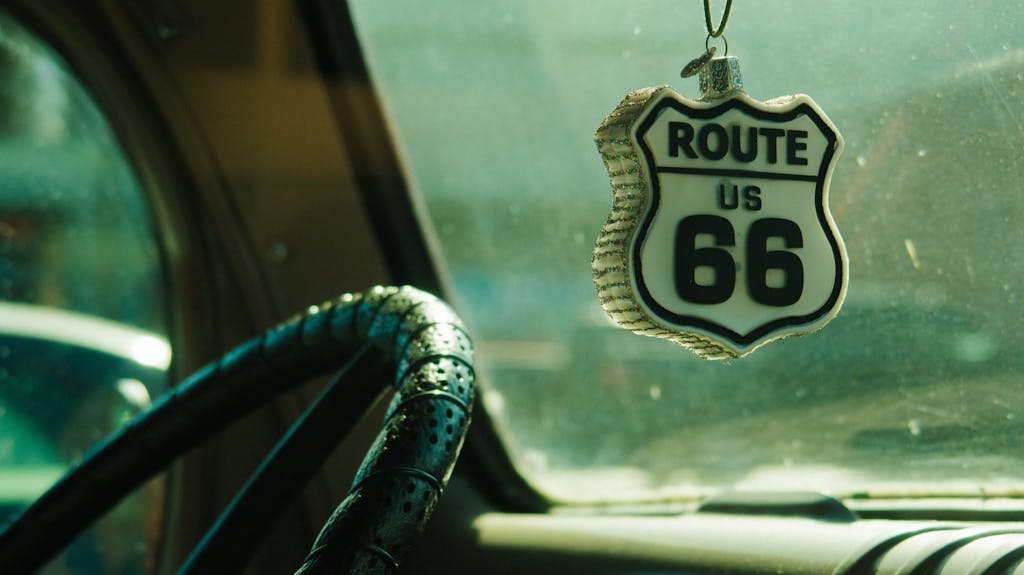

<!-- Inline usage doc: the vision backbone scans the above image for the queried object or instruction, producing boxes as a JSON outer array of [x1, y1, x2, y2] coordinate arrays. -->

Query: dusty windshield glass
[[350, 1, 1024, 502]]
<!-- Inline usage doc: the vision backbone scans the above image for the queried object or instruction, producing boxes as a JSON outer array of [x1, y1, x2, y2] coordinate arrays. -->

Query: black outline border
[[633, 95, 844, 348]]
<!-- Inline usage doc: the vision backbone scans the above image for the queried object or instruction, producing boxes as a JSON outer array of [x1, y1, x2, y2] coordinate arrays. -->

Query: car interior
[[0, 1, 1022, 574]]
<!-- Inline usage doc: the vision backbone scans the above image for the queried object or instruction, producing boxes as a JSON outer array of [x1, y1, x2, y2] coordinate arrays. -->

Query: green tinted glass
[[0, 10, 171, 571], [351, 1, 1024, 502]]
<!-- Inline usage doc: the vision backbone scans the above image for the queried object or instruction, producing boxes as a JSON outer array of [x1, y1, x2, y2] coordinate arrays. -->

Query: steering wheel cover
[[295, 285, 476, 573], [0, 285, 475, 575]]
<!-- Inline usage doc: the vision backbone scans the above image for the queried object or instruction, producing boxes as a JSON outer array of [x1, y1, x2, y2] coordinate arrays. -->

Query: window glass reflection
[[0, 10, 170, 572]]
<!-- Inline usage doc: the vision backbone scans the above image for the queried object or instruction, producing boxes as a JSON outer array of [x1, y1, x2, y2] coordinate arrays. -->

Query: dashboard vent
[[839, 526, 1024, 574]]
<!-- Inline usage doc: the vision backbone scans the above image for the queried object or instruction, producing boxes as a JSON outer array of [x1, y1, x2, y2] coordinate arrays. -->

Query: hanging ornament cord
[[704, 0, 733, 38], [683, 0, 734, 77]]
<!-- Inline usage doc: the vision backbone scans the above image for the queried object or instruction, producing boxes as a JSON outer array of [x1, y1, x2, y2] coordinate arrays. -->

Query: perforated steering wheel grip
[[296, 286, 476, 573], [0, 285, 475, 575]]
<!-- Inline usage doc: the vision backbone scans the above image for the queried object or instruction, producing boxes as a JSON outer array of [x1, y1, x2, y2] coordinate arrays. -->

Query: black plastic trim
[[292, 0, 550, 514], [295, 0, 439, 294], [697, 491, 857, 523]]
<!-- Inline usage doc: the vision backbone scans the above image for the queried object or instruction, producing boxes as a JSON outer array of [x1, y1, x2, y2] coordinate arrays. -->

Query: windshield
[[349, 1, 1024, 503]]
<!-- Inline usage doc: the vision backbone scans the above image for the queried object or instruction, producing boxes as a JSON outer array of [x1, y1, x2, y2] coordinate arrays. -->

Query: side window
[[0, 10, 171, 574]]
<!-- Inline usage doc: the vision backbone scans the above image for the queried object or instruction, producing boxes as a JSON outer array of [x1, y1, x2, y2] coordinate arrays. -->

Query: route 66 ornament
[[592, 56, 848, 359]]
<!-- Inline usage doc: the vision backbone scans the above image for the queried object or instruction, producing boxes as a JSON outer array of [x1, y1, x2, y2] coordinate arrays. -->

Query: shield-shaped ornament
[[593, 57, 848, 359]]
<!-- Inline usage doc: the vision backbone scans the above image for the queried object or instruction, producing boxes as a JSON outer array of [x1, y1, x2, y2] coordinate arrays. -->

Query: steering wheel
[[0, 285, 476, 574]]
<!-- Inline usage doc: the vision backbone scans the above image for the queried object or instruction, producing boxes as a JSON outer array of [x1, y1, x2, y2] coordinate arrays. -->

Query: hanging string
[[704, 0, 733, 38], [682, 0, 734, 77]]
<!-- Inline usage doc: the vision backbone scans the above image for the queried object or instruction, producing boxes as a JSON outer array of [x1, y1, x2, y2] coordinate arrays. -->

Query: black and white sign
[[594, 86, 847, 358]]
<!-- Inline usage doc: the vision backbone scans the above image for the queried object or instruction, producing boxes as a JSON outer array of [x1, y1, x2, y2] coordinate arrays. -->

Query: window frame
[[297, 0, 554, 513]]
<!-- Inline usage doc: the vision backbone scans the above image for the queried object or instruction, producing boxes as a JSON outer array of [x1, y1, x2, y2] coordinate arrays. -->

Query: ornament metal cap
[[699, 56, 743, 100]]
